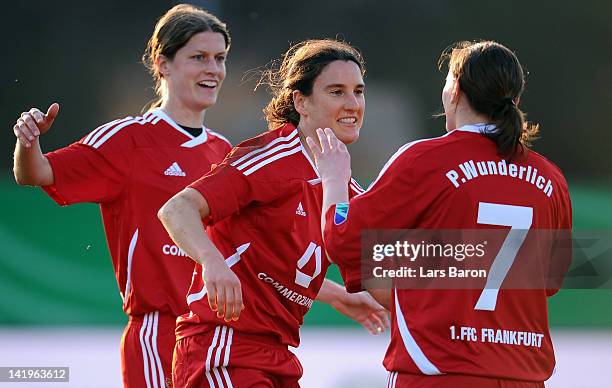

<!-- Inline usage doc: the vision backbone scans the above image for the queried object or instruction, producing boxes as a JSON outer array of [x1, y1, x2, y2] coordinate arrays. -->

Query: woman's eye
[[193, 55, 204, 61], [355, 89, 364, 95], [216, 56, 226, 63]]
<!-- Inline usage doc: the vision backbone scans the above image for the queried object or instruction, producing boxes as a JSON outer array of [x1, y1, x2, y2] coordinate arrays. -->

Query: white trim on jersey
[[233, 136, 300, 172], [82, 116, 133, 146], [394, 288, 442, 375], [206, 128, 232, 148], [242, 143, 302, 176], [181, 133, 209, 148], [82, 117, 126, 145], [138, 312, 166, 388], [362, 132, 454, 196], [300, 144, 320, 178], [152, 109, 210, 147], [150, 108, 209, 144], [122, 229, 138, 306], [386, 371, 398, 388], [454, 123, 497, 134], [90, 114, 156, 149], [186, 243, 250, 305], [230, 129, 298, 168], [349, 178, 365, 195], [205, 326, 234, 388]]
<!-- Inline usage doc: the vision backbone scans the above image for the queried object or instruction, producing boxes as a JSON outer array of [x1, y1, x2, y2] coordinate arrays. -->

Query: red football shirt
[[42, 108, 231, 317], [176, 123, 363, 347], [324, 124, 572, 381]]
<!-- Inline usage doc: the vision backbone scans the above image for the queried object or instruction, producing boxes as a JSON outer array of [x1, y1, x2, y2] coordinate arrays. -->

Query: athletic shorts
[[173, 325, 302, 388], [386, 372, 545, 388], [121, 312, 177, 388]]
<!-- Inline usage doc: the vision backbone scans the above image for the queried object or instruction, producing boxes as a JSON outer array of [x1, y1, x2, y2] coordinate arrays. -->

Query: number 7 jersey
[[324, 125, 572, 381], [176, 123, 364, 347]]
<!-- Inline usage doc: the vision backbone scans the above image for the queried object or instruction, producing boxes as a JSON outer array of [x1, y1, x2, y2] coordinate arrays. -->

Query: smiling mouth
[[338, 117, 357, 125], [197, 80, 218, 89]]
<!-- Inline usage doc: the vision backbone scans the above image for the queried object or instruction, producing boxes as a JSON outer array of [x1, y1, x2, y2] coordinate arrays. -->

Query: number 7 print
[[475, 202, 533, 311]]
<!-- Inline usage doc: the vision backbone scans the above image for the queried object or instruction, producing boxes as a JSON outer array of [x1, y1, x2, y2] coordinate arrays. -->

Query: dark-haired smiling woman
[[312, 40, 572, 388], [159, 39, 389, 387]]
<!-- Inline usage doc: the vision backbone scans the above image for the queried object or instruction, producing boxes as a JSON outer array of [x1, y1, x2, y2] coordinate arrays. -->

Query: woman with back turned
[[313, 40, 572, 387]]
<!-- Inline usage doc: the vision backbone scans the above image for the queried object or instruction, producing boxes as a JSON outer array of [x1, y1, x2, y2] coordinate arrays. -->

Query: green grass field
[[1, 178, 610, 327]]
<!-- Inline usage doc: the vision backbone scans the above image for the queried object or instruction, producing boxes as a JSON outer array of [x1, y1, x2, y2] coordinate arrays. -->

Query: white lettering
[[509, 163, 518, 177], [459, 160, 479, 180], [446, 170, 460, 188]]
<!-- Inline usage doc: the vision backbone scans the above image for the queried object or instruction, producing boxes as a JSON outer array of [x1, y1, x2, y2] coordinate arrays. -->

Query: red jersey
[[176, 123, 363, 347], [42, 108, 232, 317], [324, 124, 572, 381]]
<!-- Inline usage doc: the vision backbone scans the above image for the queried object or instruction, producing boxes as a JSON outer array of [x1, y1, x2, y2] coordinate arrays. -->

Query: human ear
[[156, 54, 170, 77], [293, 90, 308, 116]]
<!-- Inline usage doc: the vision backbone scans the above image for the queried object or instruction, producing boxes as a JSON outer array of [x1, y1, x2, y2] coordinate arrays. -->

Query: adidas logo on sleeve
[[164, 162, 186, 177]]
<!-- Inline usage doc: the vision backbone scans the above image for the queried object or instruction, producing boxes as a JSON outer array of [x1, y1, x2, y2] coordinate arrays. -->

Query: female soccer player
[[313, 40, 572, 388], [12, 5, 232, 387], [158, 39, 389, 387]]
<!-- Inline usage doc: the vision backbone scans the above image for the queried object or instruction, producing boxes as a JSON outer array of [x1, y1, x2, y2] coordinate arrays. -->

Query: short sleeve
[[43, 143, 130, 206], [188, 152, 283, 226], [41, 120, 134, 205], [547, 175, 573, 296]]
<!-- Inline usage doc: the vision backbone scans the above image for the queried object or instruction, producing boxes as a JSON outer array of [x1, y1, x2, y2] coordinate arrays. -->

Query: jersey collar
[[150, 108, 209, 148], [454, 123, 498, 134], [296, 132, 321, 179]]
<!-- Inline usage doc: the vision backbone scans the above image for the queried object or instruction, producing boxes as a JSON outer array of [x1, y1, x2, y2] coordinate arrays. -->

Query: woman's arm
[[13, 104, 59, 186], [317, 278, 390, 334], [158, 188, 244, 322]]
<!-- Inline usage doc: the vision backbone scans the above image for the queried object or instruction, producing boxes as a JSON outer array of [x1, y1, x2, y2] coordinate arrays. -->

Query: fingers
[[46, 103, 60, 120], [305, 136, 322, 156], [45, 103, 60, 126], [15, 118, 37, 145], [216, 286, 227, 319], [369, 310, 390, 333], [223, 284, 244, 321], [233, 285, 244, 320], [14, 122, 31, 147], [222, 287, 234, 321], [206, 283, 218, 312], [29, 108, 45, 126], [14, 108, 45, 148], [206, 276, 243, 322], [316, 128, 334, 151], [378, 310, 391, 329], [323, 127, 339, 149], [22, 112, 40, 137], [362, 318, 377, 334]]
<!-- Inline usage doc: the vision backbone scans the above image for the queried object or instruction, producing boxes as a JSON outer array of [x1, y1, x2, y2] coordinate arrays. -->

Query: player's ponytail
[[142, 4, 231, 112], [440, 40, 539, 159], [257, 39, 365, 130]]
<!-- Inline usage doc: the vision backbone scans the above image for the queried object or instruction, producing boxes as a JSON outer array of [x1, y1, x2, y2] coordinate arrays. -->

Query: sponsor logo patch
[[334, 203, 349, 225]]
